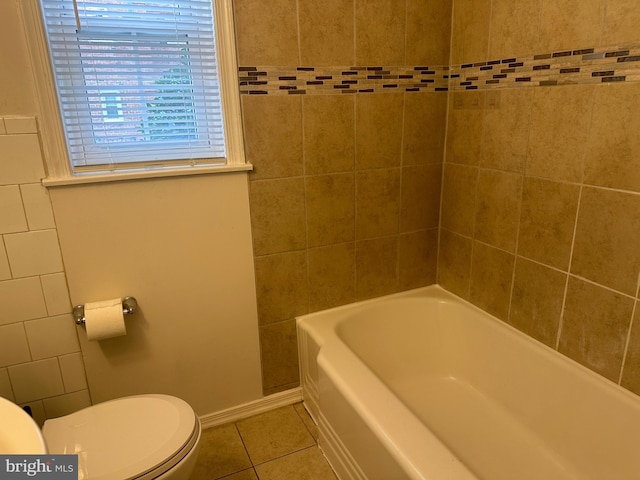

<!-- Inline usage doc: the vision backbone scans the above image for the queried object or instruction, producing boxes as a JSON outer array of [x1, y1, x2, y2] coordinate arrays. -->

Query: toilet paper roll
[[84, 298, 127, 341]]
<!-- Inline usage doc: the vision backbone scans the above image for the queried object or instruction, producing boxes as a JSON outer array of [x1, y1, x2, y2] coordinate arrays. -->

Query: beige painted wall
[[49, 173, 263, 415]]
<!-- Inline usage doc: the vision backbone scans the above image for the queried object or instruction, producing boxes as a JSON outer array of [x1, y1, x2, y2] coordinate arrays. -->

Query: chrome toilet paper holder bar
[[73, 296, 138, 325]]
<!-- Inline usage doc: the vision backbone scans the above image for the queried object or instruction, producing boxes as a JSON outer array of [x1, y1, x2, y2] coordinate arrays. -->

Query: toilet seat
[[43, 394, 200, 480]]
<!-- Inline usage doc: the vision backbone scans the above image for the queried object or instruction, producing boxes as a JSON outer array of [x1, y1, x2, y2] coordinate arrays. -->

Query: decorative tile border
[[238, 65, 450, 95], [450, 43, 640, 91], [239, 42, 640, 95]]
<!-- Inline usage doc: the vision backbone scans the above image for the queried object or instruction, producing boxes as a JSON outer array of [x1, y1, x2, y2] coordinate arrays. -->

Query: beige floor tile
[[236, 405, 316, 464], [293, 402, 318, 441], [254, 447, 337, 480], [190, 424, 252, 480], [224, 469, 258, 480]]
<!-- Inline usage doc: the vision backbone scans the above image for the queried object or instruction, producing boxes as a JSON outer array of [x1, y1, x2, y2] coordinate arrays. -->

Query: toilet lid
[[43, 394, 199, 480]]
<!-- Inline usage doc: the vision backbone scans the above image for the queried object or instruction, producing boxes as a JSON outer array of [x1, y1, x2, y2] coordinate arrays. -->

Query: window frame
[[21, 0, 250, 186]]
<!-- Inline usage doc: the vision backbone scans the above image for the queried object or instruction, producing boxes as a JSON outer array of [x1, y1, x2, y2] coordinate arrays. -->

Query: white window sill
[[42, 163, 253, 187]]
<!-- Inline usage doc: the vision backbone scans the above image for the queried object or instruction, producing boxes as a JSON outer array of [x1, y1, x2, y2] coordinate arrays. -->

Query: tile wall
[[0, 116, 90, 424], [234, 0, 452, 394], [440, 0, 640, 394]]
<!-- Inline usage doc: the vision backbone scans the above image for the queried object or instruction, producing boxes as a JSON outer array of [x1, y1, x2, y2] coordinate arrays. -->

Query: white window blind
[[39, 0, 226, 174]]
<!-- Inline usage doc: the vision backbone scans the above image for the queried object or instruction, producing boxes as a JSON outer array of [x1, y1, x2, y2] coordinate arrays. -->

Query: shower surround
[[235, 0, 640, 397]]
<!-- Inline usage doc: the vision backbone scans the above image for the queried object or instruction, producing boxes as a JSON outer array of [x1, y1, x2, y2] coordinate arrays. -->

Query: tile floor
[[189, 403, 338, 480]]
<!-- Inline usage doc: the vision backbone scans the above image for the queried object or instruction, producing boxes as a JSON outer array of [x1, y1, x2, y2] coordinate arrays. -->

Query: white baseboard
[[199, 387, 303, 429]]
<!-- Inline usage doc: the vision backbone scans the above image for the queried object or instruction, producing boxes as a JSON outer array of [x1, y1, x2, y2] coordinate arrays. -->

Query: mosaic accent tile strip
[[239, 43, 640, 95], [450, 43, 640, 91], [238, 65, 450, 95]]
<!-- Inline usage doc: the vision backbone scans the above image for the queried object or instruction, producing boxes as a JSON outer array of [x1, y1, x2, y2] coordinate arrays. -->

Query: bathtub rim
[[297, 284, 640, 480], [298, 285, 480, 480]]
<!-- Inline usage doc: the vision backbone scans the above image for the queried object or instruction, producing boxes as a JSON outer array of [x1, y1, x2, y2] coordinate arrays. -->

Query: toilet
[[42, 394, 202, 480]]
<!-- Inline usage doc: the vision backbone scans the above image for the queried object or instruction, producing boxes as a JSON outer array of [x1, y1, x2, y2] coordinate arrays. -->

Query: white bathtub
[[296, 285, 640, 480]]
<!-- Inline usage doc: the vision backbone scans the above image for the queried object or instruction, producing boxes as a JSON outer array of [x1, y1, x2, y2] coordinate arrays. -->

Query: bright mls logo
[[1, 455, 77, 479]]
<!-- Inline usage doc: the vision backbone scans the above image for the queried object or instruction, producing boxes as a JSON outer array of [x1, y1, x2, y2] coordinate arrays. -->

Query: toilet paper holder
[[73, 296, 138, 325]]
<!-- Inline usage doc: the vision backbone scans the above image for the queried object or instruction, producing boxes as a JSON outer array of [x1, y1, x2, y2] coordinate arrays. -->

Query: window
[[101, 93, 124, 122], [30, 0, 247, 182]]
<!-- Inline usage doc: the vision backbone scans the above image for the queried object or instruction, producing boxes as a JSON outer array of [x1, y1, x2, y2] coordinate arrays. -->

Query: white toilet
[[42, 394, 202, 480]]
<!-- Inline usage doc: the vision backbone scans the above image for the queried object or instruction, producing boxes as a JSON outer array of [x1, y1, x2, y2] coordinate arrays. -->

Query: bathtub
[[296, 285, 640, 480]]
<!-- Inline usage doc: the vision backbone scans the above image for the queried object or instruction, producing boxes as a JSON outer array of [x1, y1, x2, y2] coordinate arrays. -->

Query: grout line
[[249, 445, 321, 468], [466, 102, 487, 300], [233, 422, 254, 466], [618, 271, 640, 385], [555, 78, 598, 350], [300, 95, 311, 317], [507, 84, 537, 323], [294, 0, 301, 66], [506, 178, 526, 324], [403, 0, 408, 67], [214, 468, 256, 480], [441, 227, 639, 303], [352, 94, 359, 297], [555, 183, 584, 351], [618, 297, 638, 385], [485, 0, 494, 62], [352, 0, 357, 66], [291, 401, 318, 443]]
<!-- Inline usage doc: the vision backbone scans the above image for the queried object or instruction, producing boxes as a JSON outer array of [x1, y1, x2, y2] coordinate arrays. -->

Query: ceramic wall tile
[[469, 241, 515, 320], [355, 168, 401, 239], [355, 236, 399, 300], [538, 0, 605, 52], [303, 95, 355, 175], [298, 0, 354, 66], [527, 85, 594, 183], [259, 321, 301, 394], [0, 323, 31, 367], [0, 135, 44, 186], [559, 277, 633, 381], [509, 258, 566, 347], [355, 0, 405, 66], [306, 173, 355, 247], [440, 163, 478, 237], [402, 92, 447, 165], [254, 251, 308, 326], [4, 229, 64, 278], [58, 352, 88, 393], [398, 229, 438, 290], [571, 187, 640, 296], [24, 314, 79, 361], [42, 390, 91, 419], [249, 178, 306, 256], [584, 83, 640, 193], [242, 95, 303, 181], [0, 185, 27, 234], [0, 277, 48, 326], [406, 0, 453, 65], [20, 183, 56, 231], [488, 0, 543, 59], [8, 358, 65, 404], [234, 0, 299, 66], [355, 93, 404, 170], [308, 243, 356, 312], [400, 164, 442, 232], [40, 273, 72, 316], [473, 169, 522, 253], [518, 177, 580, 270], [438, 229, 472, 299], [450, 0, 491, 65]]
